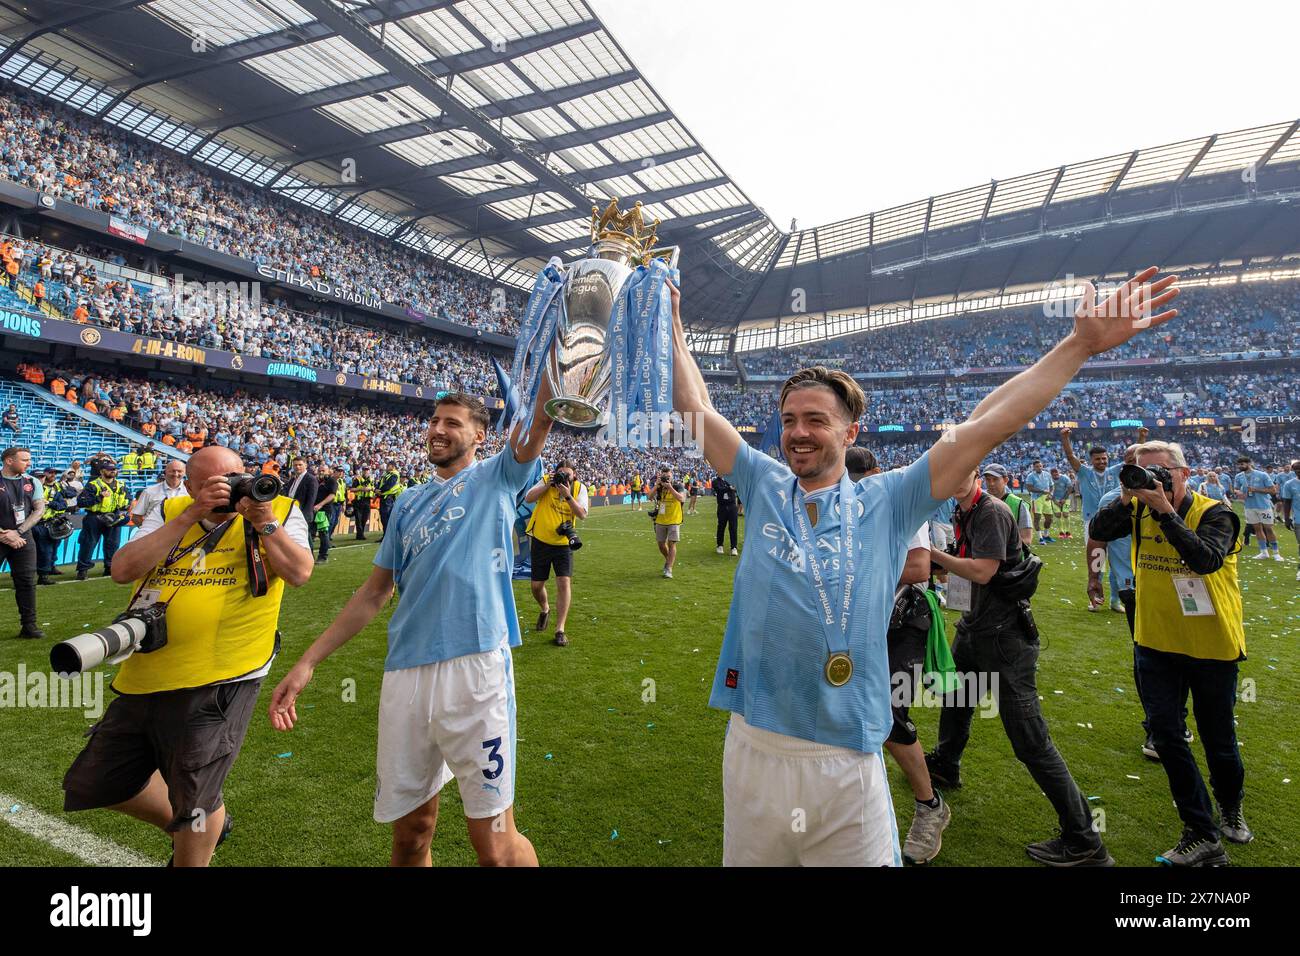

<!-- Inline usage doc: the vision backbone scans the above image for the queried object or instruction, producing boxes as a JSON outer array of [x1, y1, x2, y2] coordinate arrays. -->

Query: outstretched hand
[[1071, 266, 1180, 356]]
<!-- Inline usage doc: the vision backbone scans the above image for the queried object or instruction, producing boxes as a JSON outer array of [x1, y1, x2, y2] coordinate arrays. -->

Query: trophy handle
[[645, 245, 680, 270]]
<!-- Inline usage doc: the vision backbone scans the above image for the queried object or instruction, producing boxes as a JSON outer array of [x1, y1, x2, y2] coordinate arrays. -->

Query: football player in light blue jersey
[[669, 267, 1180, 867], [1234, 455, 1282, 560], [1050, 467, 1073, 538], [1063, 427, 1143, 610], [1280, 460, 1300, 580], [1200, 471, 1230, 505], [269, 391, 556, 867], [1023, 460, 1054, 544]]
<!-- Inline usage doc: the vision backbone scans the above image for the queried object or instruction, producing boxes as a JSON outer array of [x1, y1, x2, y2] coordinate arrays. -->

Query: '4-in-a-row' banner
[[0, 307, 501, 408]]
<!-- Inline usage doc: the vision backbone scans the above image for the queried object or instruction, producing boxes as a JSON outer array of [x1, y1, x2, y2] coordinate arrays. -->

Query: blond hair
[[1135, 440, 1188, 470]]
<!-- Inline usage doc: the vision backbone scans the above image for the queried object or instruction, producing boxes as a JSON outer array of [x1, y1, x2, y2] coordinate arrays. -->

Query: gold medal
[[825, 652, 853, 687]]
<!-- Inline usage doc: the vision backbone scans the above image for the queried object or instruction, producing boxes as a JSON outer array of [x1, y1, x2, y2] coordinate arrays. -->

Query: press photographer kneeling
[[1089, 440, 1249, 867], [57, 446, 313, 866], [524, 461, 588, 647]]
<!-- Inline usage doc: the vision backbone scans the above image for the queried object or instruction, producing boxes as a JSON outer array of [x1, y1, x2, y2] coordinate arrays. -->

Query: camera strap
[[243, 519, 269, 598]]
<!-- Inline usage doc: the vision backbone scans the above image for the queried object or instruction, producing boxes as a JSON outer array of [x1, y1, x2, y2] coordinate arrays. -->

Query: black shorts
[[63, 678, 262, 831], [886, 619, 929, 746], [530, 537, 572, 581]]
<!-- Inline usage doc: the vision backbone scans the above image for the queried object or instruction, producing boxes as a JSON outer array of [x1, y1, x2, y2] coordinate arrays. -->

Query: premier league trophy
[[541, 198, 679, 428]]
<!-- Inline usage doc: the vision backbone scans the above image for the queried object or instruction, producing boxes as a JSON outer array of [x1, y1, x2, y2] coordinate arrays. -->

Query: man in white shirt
[[131, 459, 188, 525]]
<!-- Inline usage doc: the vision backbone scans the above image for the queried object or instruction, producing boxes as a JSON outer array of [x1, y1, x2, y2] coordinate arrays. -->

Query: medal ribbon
[[789, 471, 857, 659]]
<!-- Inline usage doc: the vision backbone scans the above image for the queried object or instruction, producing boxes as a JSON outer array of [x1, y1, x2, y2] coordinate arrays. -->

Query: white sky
[[589, 0, 1300, 230]]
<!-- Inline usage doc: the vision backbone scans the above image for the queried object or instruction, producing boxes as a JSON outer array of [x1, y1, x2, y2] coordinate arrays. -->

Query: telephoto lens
[[50, 618, 148, 676]]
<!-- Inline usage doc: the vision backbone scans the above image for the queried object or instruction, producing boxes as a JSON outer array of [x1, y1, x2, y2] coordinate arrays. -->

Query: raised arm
[[668, 282, 743, 475], [929, 268, 1178, 500], [510, 366, 557, 464], [1060, 427, 1083, 473]]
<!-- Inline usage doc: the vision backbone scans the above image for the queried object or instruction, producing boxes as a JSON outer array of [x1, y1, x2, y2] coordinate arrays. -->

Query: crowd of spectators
[[740, 283, 1300, 376], [2, 235, 503, 395], [710, 371, 1300, 431], [0, 90, 524, 333]]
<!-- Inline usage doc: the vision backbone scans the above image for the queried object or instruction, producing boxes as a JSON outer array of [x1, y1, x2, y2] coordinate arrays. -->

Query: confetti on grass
[[544, 753, 553, 760], [8, 804, 19, 814], [610, 829, 619, 841], [276, 752, 292, 759], [1126, 774, 1141, 780]]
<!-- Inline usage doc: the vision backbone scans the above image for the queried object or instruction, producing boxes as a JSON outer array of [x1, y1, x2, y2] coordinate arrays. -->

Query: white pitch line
[[0, 793, 156, 867]]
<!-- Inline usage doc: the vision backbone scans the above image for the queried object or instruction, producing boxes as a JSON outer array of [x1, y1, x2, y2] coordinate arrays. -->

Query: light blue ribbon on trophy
[[508, 257, 567, 441], [614, 259, 678, 449]]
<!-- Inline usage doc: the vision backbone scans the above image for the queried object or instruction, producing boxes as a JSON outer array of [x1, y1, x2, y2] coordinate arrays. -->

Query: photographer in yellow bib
[[523, 461, 588, 647], [61, 445, 314, 866], [1088, 440, 1248, 868]]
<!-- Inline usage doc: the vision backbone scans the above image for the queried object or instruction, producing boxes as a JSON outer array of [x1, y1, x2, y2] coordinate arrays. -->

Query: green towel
[[922, 588, 961, 694], [314, 509, 329, 531]]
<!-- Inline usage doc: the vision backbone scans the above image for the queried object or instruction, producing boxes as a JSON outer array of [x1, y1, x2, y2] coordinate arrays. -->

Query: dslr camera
[[550, 470, 573, 491], [214, 471, 282, 513], [1119, 463, 1173, 494], [555, 519, 583, 551], [50, 603, 168, 676]]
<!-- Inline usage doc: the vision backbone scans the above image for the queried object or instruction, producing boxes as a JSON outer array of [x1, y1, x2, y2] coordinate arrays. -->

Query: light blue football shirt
[[1078, 462, 1121, 519], [1200, 480, 1230, 504], [1095, 489, 1133, 592], [710, 442, 940, 753], [1234, 470, 1274, 510], [1280, 476, 1300, 510], [931, 497, 955, 525], [375, 447, 536, 670], [1024, 470, 1051, 496], [1051, 475, 1072, 500]]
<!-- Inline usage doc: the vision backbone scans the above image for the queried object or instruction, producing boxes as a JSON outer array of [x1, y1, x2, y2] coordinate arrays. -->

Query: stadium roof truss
[[0, 0, 778, 323], [1, 1, 1298, 342]]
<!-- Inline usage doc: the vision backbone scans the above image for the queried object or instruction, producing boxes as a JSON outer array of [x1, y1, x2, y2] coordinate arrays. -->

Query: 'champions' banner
[[0, 307, 503, 409]]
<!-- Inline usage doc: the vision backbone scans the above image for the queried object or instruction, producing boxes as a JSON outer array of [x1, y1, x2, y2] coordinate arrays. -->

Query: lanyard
[[789, 471, 856, 657]]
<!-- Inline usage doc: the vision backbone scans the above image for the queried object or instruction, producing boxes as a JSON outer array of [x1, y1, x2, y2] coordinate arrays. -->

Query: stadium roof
[[2, 2, 1299, 342], [0, 0, 779, 325]]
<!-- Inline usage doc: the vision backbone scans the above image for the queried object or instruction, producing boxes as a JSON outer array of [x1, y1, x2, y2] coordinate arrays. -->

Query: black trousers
[[379, 497, 396, 534], [32, 521, 58, 574], [933, 621, 1099, 849], [77, 514, 122, 572], [314, 516, 332, 560], [0, 530, 37, 627], [716, 510, 738, 549], [1136, 645, 1244, 841], [354, 502, 370, 538]]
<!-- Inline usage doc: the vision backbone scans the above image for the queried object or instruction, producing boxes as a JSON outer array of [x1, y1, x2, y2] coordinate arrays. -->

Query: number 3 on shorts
[[481, 737, 504, 780]]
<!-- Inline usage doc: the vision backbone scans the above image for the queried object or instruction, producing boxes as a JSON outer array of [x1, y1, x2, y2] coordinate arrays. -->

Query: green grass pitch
[[1, 499, 1296, 866]]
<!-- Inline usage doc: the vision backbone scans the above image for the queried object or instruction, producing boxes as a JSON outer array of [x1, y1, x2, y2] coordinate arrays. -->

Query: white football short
[[1244, 507, 1274, 526], [374, 643, 516, 823], [721, 713, 900, 867]]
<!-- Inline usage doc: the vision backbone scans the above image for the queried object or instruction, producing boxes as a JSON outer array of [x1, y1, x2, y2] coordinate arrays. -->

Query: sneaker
[[716, 546, 724, 554], [553, 631, 568, 648], [663, 567, 673, 579], [1250, 551, 1270, 560], [536, 609, 550, 632], [76, 569, 88, 581], [37, 575, 53, 586], [18, 623, 46, 640], [1086, 599, 1100, 612], [1183, 727, 1194, 745], [1272, 552, 1285, 562], [924, 751, 961, 790], [1026, 836, 1115, 867], [1156, 827, 1229, 867], [1044, 535, 1056, 544], [1111, 599, 1124, 613], [1142, 736, 1160, 760], [903, 796, 951, 865], [730, 548, 738, 556], [1219, 804, 1254, 845]]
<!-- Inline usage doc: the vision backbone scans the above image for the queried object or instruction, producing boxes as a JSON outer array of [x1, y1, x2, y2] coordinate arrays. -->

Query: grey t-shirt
[[957, 493, 1023, 632]]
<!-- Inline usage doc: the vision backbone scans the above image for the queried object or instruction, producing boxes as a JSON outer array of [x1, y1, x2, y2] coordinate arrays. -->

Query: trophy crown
[[590, 198, 660, 258]]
